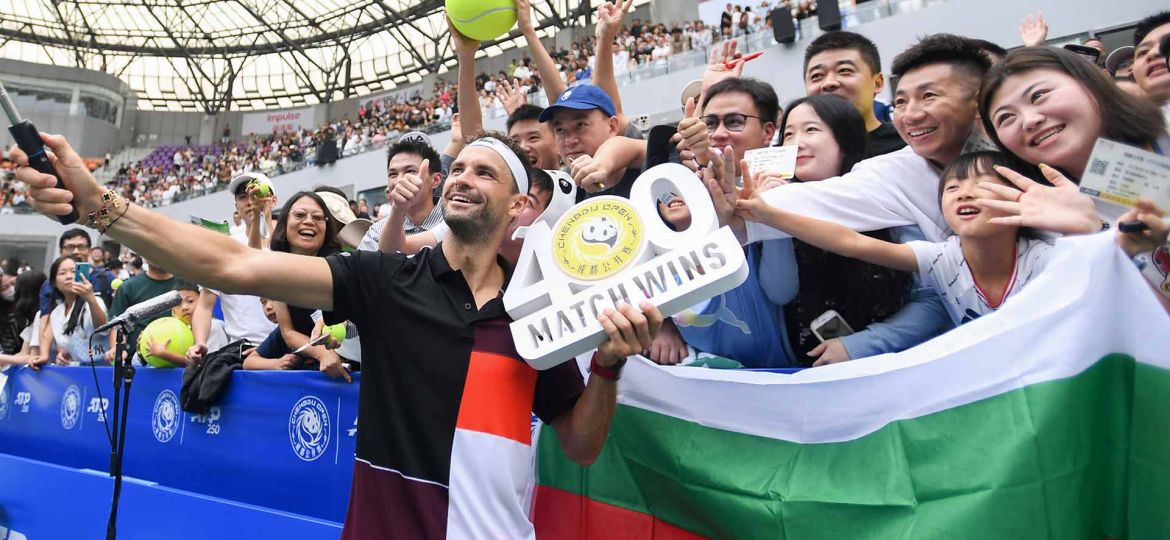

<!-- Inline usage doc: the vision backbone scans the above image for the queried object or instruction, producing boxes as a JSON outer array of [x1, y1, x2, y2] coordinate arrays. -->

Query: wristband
[[590, 353, 627, 381]]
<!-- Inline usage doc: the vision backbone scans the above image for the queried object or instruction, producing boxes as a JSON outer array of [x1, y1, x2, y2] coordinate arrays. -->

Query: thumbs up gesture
[[672, 97, 713, 172]]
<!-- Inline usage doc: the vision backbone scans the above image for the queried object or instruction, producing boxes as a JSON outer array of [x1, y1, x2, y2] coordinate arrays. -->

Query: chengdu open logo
[[553, 198, 644, 281], [289, 395, 330, 462], [505, 164, 749, 369]]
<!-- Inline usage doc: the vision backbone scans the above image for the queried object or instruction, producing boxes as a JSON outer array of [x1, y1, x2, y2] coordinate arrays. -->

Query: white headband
[[467, 137, 529, 197]]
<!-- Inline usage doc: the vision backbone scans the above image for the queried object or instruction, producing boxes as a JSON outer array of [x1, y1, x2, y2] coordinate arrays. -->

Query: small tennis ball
[[250, 180, 272, 198], [110, 278, 124, 290], [324, 323, 347, 344], [138, 317, 195, 368], [446, 0, 517, 41]]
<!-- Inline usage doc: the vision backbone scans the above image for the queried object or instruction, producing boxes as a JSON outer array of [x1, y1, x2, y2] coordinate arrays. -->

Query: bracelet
[[589, 353, 627, 381], [85, 190, 128, 233]]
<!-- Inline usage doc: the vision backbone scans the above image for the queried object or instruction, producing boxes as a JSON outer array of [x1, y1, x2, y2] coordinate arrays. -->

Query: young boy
[[141, 281, 227, 367], [242, 297, 301, 370], [737, 152, 1054, 325]]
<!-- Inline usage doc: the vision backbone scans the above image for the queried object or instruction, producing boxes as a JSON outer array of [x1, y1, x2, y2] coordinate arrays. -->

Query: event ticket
[[743, 146, 797, 179], [1078, 139, 1170, 209]]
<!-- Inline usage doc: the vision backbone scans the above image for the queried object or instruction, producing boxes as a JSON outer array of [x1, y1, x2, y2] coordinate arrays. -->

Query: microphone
[[94, 291, 183, 333]]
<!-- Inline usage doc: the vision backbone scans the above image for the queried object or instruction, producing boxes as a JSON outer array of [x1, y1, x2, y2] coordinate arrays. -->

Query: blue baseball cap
[[537, 84, 617, 123]]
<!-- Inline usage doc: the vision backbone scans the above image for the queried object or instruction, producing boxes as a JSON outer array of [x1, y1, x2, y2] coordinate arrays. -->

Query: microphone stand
[[106, 318, 136, 540]]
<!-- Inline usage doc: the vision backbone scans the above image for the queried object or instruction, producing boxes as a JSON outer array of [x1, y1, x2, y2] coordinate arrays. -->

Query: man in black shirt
[[15, 131, 663, 539], [802, 31, 907, 158]]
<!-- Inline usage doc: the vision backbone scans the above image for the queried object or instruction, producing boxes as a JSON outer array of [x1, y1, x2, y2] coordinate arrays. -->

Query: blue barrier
[[0, 367, 358, 525]]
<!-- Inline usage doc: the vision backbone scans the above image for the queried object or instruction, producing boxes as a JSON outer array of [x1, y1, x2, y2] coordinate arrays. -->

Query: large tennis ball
[[138, 317, 195, 368], [446, 0, 517, 41]]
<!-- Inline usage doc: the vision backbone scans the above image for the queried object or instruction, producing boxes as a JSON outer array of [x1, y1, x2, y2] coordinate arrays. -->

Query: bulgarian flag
[[533, 232, 1170, 539]]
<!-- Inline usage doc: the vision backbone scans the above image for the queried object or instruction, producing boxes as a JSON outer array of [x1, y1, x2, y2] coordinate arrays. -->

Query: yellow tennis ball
[[138, 317, 195, 368], [446, 0, 517, 41]]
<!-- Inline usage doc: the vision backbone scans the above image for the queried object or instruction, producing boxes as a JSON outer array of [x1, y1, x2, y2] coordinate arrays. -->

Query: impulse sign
[[504, 164, 749, 369]]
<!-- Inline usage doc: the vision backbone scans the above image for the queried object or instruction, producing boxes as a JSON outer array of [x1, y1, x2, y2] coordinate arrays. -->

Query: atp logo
[[87, 397, 110, 422], [190, 406, 223, 435], [15, 392, 31, 413], [60, 385, 81, 430], [289, 396, 330, 462], [152, 390, 180, 443]]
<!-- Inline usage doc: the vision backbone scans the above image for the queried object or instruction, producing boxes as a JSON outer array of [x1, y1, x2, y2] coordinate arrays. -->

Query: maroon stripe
[[473, 317, 524, 359], [340, 459, 449, 540]]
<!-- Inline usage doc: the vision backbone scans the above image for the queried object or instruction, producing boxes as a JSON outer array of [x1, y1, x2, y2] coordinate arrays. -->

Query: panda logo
[[581, 216, 619, 248]]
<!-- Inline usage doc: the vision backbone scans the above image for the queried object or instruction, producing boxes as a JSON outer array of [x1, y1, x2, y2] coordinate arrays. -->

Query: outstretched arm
[[449, 17, 484, 139], [516, 0, 567, 102], [735, 162, 918, 272], [593, 0, 635, 124], [14, 133, 335, 312]]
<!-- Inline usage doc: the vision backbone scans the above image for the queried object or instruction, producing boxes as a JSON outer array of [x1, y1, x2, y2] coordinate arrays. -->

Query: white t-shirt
[[50, 298, 108, 363], [908, 236, 1054, 325], [19, 313, 40, 349], [748, 146, 950, 244], [206, 231, 278, 344]]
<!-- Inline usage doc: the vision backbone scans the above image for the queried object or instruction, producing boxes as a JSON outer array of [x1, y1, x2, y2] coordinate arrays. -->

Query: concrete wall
[[0, 58, 134, 157]]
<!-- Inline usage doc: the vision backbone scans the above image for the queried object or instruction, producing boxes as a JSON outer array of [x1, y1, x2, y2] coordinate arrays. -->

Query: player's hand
[[318, 350, 352, 383], [597, 302, 665, 368], [10, 133, 105, 220]]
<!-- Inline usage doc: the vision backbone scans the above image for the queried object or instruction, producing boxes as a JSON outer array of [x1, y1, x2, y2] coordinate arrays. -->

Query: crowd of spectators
[[4, 2, 1170, 534]]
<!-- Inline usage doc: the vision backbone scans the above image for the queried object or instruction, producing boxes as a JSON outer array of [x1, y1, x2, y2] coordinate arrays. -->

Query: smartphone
[[75, 262, 91, 282], [1063, 44, 1101, 65], [811, 310, 854, 342]]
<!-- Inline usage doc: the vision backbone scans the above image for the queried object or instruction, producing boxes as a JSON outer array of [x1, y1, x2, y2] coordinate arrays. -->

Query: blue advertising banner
[[0, 366, 359, 523]]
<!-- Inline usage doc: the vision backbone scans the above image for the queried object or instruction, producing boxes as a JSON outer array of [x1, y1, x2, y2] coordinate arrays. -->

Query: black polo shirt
[[326, 244, 584, 539]]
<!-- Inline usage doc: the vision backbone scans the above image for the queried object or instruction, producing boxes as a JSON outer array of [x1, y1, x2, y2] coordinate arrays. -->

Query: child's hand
[[146, 335, 172, 358], [733, 160, 769, 223], [1116, 198, 1169, 258]]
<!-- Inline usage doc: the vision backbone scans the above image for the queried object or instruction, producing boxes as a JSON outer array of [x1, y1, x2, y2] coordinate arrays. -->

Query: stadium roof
[[0, 0, 628, 112]]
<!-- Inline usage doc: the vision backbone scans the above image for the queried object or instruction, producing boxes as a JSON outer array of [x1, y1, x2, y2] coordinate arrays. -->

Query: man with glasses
[[36, 228, 100, 361]]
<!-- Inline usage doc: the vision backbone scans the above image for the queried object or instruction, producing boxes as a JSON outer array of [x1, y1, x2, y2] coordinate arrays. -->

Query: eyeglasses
[[289, 210, 327, 224], [700, 113, 762, 133]]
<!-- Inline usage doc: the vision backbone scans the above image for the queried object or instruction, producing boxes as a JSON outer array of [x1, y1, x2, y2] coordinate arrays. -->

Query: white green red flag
[[534, 232, 1170, 539]]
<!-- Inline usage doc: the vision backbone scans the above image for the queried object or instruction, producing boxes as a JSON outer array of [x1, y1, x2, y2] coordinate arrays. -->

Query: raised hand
[[596, 0, 635, 41], [514, 0, 535, 34], [702, 146, 738, 227], [672, 97, 713, 171], [448, 15, 480, 57], [495, 78, 527, 116], [732, 158, 770, 223], [701, 39, 745, 92], [1019, 13, 1049, 47], [391, 160, 430, 209], [70, 273, 95, 299], [975, 164, 1100, 235]]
